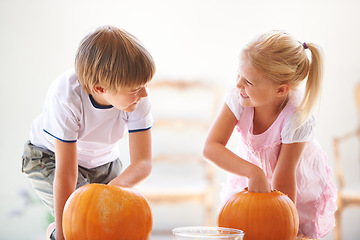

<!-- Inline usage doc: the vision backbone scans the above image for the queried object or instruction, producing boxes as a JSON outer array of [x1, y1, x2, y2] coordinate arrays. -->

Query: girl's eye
[[245, 80, 252, 86]]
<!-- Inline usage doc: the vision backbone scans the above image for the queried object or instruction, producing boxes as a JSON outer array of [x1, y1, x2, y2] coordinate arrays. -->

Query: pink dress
[[221, 85, 337, 239]]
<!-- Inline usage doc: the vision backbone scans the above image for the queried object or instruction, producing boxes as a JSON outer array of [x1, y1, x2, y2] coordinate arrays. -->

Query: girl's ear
[[276, 84, 290, 97], [93, 85, 106, 94]]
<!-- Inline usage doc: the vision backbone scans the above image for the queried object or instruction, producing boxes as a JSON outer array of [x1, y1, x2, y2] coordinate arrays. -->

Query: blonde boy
[[22, 25, 155, 240]]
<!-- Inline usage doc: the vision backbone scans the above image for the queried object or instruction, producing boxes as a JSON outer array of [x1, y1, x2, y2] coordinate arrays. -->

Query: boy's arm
[[203, 104, 270, 193], [108, 129, 152, 187], [271, 142, 306, 203], [54, 139, 78, 240]]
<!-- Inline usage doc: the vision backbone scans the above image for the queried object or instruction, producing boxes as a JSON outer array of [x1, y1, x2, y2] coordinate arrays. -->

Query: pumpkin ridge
[[86, 184, 101, 239], [71, 184, 89, 239], [64, 184, 81, 239], [275, 195, 287, 239]]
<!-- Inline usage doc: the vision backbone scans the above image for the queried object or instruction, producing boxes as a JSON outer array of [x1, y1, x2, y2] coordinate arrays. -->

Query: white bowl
[[172, 226, 245, 240]]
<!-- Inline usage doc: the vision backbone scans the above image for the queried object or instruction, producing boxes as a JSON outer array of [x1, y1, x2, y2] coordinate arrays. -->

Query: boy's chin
[[119, 103, 139, 112]]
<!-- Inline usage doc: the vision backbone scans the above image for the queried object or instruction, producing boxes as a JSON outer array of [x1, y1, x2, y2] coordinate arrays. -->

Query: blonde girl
[[203, 30, 337, 238]]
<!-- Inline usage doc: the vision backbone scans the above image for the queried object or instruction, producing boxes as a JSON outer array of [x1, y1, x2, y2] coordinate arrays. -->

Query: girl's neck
[[252, 96, 289, 135]]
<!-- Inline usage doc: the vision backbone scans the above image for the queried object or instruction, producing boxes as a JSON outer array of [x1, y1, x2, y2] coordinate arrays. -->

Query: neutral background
[[1, 0, 360, 239]]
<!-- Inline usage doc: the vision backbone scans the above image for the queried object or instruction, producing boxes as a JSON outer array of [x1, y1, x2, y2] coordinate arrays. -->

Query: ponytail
[[295, 43, 324, 128]]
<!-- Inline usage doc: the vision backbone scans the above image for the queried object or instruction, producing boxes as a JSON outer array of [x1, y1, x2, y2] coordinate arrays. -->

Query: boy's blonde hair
[[75, 25, 156, 94], [241, 30, 324, 128]]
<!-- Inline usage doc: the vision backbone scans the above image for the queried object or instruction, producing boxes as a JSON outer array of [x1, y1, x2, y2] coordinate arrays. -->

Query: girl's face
[[92, 84, 149, 112], [236, 61, 280, 109]]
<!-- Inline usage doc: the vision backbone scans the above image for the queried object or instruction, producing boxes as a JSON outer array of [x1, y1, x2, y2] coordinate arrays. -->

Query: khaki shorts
[[21, 141, 122, 215]]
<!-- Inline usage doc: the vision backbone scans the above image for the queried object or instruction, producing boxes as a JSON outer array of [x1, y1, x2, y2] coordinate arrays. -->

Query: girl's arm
[[54, 139, 78, 240], [271, 142, 306, 203], [108, 129, 152, 187], [203, 104, 270, 193]]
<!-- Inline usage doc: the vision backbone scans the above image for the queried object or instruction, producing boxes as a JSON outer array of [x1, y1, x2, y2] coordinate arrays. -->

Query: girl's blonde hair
[[75, 25, 156, 94], [241, 30, 324, 128]]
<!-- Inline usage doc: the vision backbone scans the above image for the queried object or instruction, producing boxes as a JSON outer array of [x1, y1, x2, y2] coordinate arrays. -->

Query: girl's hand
[[248, 167, 271, 193], [295, 233, 313, 240], [203, 104, 270, 193]]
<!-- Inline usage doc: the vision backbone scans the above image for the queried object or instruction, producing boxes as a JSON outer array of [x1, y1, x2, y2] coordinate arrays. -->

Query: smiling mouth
[[240, 92, 249, 98]]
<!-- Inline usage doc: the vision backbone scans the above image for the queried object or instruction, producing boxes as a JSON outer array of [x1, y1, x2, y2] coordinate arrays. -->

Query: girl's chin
[[239, 99, 252, 108]]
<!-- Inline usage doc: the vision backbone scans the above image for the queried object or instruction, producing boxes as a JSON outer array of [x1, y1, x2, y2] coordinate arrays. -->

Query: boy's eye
[[131, 85, 147, 94], [130, 87, 142, 94]]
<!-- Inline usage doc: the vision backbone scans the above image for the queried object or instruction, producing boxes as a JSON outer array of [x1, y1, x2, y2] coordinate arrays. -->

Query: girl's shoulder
[[225, 84, 243, 120], [280, 92, 316, 144]]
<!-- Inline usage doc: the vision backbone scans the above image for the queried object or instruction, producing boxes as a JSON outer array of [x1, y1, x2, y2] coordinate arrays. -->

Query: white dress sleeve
[[281, 113, 316, 144], [225, 84, 243, 120]]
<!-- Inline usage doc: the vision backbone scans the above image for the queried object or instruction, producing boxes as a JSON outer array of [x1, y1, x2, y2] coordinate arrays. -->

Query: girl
[[203, 30, 337, 239]]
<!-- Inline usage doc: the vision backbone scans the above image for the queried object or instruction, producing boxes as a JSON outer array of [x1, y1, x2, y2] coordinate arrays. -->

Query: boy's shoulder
[[43, 69, 86, 118], [51, 69, 78, 89], [48, 69, 83, 101]]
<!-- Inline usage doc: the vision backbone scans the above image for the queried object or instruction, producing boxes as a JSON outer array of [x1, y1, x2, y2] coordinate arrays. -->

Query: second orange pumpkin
[[218, 188, 299, 240]]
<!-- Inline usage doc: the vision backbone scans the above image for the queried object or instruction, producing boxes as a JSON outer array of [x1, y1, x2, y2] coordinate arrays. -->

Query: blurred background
[[1, 0, 360, 239]]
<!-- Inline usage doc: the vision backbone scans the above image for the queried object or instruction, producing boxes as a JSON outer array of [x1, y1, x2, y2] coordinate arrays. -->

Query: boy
[[22, 25, 155, 240]]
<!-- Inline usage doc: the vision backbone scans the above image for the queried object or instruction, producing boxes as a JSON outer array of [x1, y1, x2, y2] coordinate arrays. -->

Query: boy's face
[[92, 84, 148, 112]]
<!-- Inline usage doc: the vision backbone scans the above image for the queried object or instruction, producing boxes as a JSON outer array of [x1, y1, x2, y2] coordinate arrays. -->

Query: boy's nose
[[139, 86, 148, 98]]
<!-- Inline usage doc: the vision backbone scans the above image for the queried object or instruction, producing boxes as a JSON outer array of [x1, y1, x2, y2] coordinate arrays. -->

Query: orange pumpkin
[[62, 183, 152, 240], [218, 188, 299, 240]]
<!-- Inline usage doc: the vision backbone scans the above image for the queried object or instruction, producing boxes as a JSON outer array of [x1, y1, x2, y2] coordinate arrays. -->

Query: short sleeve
[[281, 113, 316, 144], [225, 84, 243, 120], [126, 96, 153, 132], [42, 81, 81, 142]]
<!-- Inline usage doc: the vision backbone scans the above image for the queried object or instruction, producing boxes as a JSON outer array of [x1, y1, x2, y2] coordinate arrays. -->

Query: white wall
[[1, 0, 360, 239]]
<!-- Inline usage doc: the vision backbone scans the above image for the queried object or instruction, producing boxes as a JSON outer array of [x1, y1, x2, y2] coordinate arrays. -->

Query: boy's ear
[[276, 84, 290, 97], [93, 85, 105, 94]]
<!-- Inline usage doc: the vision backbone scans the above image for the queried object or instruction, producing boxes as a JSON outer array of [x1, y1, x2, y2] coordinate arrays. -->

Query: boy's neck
[[89, 94, 112, 108]]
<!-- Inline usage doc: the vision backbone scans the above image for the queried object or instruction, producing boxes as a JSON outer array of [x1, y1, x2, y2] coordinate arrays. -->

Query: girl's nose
[[236, 75, 244, 89]]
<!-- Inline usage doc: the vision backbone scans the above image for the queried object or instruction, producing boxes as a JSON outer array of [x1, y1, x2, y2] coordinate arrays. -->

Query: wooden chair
[[136, 80, 222, 232], [333, 83, 360, 240]]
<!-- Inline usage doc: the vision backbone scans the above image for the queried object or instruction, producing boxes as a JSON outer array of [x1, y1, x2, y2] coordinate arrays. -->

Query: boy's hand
[[108, 129, 152, 188], [108, 177, 129, 187]]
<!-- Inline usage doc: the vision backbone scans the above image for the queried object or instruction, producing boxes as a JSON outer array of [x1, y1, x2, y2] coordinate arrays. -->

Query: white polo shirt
[[30, 69, 153, 169]]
